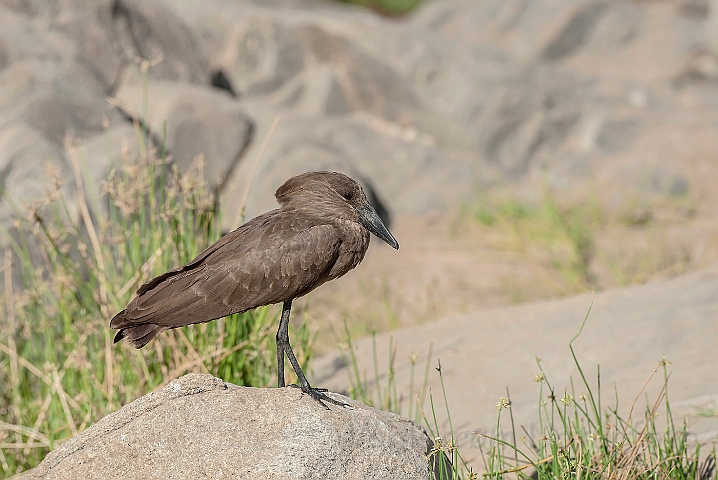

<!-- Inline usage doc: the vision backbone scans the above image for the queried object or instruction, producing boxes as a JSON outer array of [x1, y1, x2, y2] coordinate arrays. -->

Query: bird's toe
[[290, 383, 350, 409]]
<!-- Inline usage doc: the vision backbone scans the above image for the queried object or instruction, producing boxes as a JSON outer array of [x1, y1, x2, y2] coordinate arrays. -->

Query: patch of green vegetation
[[0, 127, 312, 476], [470, 185, 700, 299], [337, 321, 432, 421], [542, 191, 597, 287], [697, 408, 718, 419], [473, 190, 600, 293], [338, 0, 424, 15], [497, 199, 535, 221], [474, 207, 497, 227]]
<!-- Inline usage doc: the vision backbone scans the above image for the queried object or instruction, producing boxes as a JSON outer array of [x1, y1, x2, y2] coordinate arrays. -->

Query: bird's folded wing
[[134, 218, 257, 296], [112, 221, 340, 330]]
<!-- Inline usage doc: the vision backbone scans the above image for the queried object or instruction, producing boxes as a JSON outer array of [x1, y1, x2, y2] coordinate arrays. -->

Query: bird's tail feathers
[[113, 323, 165, 349]]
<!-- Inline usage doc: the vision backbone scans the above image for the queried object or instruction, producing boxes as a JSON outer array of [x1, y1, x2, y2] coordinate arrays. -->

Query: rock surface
[[161, 0, 718, 222], [115, 81, 254, 192], [24, 373, 435, 480]]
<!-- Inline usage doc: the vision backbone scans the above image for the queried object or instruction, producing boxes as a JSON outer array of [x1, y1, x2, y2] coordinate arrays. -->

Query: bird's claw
[[289, 383, 351, 409]]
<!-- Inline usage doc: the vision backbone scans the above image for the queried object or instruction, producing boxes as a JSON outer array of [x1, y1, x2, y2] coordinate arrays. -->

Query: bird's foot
[[289, 383, 353, 410]]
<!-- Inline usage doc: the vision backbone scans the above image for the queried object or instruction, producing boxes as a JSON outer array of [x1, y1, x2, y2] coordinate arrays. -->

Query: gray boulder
[[110, 0, 211, 86], [0, 6, 119, 145], [75, 123, 142, 209], [0, 0, 210, 91], [0, 120, 75, 290], [0, 120, 75, 239], [115, 81, 253, 193], [219, 106, 479, 225], [25, 373, 436, 479]]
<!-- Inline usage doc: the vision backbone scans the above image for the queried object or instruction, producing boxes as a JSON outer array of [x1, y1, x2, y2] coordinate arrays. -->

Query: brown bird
[[110, 171, 399, 408]]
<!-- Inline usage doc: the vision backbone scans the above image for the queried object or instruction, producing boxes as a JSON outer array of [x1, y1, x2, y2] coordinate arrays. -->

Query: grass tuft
[[338, 0, 424, 15], [340, 305, 717, 479], [0, 127, 311, 476], [475, 304, 716, 479]]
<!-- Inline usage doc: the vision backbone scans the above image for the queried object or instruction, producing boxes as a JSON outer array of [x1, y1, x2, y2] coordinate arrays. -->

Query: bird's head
[[275, 171, 399, 250]]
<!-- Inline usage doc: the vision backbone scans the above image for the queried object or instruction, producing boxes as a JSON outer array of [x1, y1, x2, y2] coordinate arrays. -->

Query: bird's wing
[[111, 214, 341, 330], [134, 214, 265, 296]]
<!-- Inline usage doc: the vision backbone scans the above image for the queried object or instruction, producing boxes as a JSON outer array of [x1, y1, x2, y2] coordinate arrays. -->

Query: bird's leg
[[276, 300, 349, 409], [276, 301, 289, 388]]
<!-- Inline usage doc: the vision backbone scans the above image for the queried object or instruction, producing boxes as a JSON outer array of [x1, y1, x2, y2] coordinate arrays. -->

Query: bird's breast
[[328, 221, 370, 280]]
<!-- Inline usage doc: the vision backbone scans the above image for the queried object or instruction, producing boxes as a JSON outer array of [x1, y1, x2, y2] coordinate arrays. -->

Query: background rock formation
[[3, 0, 718, 228]]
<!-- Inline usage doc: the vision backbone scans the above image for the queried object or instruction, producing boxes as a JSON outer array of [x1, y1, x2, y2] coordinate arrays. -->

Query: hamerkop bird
[[110, 171, 399, 408]]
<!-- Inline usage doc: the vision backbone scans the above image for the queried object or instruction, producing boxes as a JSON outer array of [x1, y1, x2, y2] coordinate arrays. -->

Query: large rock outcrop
[[5, 0, 718, 231], [24, 373, 436, 479]]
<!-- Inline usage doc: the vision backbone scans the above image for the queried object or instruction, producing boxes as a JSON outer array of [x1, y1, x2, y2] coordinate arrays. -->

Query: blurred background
[[4, 0, 718, 347], [2, 0, 718, 475]]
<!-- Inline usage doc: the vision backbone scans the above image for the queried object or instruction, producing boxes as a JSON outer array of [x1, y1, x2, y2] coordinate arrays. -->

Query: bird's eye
[[342, 192, 353, 201]]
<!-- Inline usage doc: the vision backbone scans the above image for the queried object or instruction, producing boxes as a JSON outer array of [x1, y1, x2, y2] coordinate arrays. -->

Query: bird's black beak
[[356, 204, 399, 249]]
